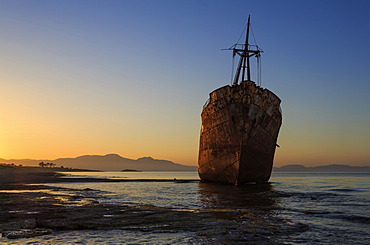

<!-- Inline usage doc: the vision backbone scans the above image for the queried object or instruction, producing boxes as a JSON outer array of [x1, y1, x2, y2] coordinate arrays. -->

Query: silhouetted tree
[[38, 162, 45, 168]]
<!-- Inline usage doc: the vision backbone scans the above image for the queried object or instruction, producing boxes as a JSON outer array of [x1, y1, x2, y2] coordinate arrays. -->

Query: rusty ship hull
[[198, 80, 282, 184]]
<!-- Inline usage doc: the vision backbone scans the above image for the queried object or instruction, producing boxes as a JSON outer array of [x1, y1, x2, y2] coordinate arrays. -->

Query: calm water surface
[[3, 171, 369, 244]]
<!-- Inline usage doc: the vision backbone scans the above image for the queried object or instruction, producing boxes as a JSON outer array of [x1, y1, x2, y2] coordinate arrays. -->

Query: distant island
[[0, 163, 101, 172], [0, 154, 197, 172], [121, 169, 142, 172], [273, 164, 370, 172]]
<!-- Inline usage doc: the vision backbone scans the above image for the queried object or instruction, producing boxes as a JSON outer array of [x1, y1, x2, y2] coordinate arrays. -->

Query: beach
[[1, 167, 369, 244], [0, 167, 287, 244]]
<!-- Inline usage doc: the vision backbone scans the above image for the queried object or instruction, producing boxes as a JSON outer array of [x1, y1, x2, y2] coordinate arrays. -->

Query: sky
[[1, 0, 370, 167]]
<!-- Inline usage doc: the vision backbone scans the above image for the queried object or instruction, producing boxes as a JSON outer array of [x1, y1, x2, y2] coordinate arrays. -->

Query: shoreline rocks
[[2, 229, 53, 239], [0, 167, 307, 243]]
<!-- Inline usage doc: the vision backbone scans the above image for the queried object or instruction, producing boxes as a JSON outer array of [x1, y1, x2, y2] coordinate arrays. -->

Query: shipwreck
[[198, 16, 282, 184]]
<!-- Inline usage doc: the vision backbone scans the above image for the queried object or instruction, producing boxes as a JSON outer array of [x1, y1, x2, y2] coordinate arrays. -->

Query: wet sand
[[0, 166, 306, 243], [0, 166, 113, 185]]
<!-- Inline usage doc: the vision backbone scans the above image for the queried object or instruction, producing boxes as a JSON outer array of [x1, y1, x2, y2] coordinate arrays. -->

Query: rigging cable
[[251, 24, 262, 86], [236, 25, 246, 46], [258, 55, 262, 86], [256, 53, 261, 86], [250, 25, 258, 47], [231, 53, 235, 85], [256, 55, 259, 86]]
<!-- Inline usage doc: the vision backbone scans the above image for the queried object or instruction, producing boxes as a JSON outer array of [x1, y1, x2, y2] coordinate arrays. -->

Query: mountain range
[[273, 164, 370, 172], [0, 154, 196, 171], [1, 154, 369, 172]]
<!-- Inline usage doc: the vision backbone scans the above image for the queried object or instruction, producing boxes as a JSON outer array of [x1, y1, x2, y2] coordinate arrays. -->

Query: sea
[[2, 171, 369, 244]]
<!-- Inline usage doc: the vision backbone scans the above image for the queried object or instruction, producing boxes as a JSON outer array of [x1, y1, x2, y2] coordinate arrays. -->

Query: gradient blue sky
[[1, 0, 370, 166]]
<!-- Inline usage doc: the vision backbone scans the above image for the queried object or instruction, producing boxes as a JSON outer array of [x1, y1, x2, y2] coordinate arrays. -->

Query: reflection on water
[[35, 172, 370, 244], [198, 181, 277, 209]]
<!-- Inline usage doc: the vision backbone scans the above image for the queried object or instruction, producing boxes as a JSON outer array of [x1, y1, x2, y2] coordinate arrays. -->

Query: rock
[[21, 218, 36, 229], [2, 228, 52, 239]]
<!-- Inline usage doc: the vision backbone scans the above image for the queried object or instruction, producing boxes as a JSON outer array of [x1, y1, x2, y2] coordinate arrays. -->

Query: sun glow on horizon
[[1, 1, 370, 167]]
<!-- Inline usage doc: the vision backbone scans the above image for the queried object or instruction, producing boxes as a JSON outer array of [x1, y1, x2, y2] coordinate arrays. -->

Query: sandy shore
[[0, 166, 113, 186], [0, 167, 228, 241], [0, 166, 306, 243]]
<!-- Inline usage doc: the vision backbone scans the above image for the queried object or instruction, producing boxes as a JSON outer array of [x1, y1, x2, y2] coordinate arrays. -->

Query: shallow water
[[2, 171, 369, 244], [271, 172, 370, 244], [2, 230, 197, 245]]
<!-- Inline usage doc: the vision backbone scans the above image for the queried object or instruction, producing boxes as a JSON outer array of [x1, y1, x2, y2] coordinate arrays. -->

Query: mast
[[232, 15, 262, 86], [246, 15, 251, 81]]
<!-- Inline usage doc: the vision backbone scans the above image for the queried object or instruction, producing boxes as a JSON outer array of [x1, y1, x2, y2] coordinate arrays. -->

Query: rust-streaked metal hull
[[198, 81, 282, 185]]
